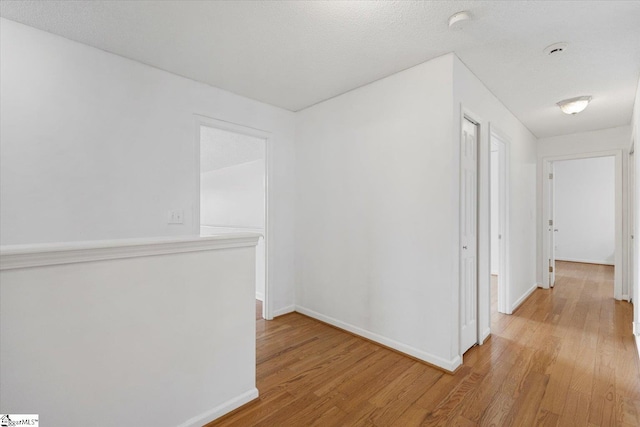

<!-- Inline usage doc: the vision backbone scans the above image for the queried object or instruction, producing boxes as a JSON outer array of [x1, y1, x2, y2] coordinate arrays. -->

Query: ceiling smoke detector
[[448, 11, 471, 29], [544, 42, 568, 55]]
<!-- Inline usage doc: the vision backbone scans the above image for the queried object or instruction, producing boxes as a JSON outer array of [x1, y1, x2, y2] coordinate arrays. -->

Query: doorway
[[490, 130, 509, 314], [542, 151, 622, 299], [196, 117, 270, 319], [460, 116, 479, 354]]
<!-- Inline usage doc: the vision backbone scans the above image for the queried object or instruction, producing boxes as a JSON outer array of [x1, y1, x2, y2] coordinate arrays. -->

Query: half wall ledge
[[0, 233, 261, 270]]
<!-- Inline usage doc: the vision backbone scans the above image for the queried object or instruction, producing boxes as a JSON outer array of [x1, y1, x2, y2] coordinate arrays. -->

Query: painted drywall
[[490, 148, 499, 275], [200, 160, 265, 228], [0, 237, 258, 427], [295, 53, 538, 369], [537, 125, 631, 296], [452, 55, 539, 339], [0, 18, 296, 312], [295, 55, 458, 369], [199, 125, 265, 229], [554, 157, 615, 265]]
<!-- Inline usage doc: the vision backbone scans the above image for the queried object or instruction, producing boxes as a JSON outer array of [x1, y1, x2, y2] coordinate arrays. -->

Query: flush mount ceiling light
[[448, 11, 471, 29], [557, 96, 592, 115], [544, 42, 568, 55]]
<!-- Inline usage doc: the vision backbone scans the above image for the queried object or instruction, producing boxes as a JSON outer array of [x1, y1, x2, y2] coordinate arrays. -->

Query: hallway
[[210, 262, 640, 426]]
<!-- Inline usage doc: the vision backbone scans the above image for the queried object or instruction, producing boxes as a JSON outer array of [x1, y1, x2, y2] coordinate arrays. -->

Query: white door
[[629, 151, 635, 301], [491, 134, 509, 314], [548, 162, 556, 287], [460, 118, 478, 353]]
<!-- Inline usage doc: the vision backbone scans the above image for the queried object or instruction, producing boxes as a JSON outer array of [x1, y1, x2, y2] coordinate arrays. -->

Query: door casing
[[540, 150, 624, 300], [489, 127, 511, 314]]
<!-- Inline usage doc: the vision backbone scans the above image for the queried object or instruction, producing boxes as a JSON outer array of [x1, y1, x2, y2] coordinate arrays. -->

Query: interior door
[[548, 162, 556, 287], [460, 117, 478, 353], [629, 151, 635, 301]]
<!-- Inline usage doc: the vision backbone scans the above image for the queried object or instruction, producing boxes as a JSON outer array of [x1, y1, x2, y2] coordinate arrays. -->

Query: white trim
[[201, 224, 265, 232], [296, 305, 461, 373], [255, 291, 264, 301], [480, 327, 491, 344], [511, 283, 538, 313], [176, 388, 259, 427], [457, 106, 484, 364], [541, 150, 624, 300], [555, 258, 614, 266], [272, 305, 296, 318], [194, 114, 273, 320], [489, 125, 511, 315], [0, 234, 260, 271], [633, 322, 640, 335]]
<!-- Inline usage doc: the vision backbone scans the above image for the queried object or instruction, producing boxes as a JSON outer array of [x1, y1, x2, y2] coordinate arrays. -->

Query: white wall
[[554, 157, 615, 265], [0, 18, 296, 313], [537, 125, 631, 296], [295, 55, 458, 369], [490, 147, 499, 275], [200, 160, 265, 228], [294, 54, 538, 370], [0, 235, 259, 427], [452, 56, 539, 335], [632, 77, 640, 345]]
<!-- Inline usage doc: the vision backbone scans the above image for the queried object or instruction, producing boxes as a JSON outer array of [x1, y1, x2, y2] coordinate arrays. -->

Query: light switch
[[167, 210, 184, 224]]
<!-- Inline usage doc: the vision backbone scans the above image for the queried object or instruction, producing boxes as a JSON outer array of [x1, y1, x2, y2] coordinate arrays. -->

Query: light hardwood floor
[[208, 261, 640, 426]]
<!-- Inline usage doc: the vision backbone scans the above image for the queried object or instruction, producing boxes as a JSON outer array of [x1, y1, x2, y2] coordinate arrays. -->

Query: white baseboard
[[272, 304, 295, 318], [177, 388, 258, 427], [511, 283, 538, 313], [622, 294, 630, 302], [633, 321, 640, 361], [255, 291, 264, 301], [295, 305, 461, 372], [556, 258, 614, 266]]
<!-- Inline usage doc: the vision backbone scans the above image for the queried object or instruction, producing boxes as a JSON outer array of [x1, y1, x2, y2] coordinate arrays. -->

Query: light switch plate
[[167, 210, 184, 224]]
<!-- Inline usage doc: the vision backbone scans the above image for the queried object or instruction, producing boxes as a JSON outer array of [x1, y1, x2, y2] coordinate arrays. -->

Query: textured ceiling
[[1, 1, 639, 138]]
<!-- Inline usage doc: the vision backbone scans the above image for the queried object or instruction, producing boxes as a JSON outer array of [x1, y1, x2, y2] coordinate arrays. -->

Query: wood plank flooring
[[207, 261, 640, 426]]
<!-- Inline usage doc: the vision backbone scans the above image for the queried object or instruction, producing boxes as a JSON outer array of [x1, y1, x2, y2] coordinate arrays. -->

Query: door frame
[[540, 150, 623, 300], [630, 132, 640, 337], [193, 114, 273, 319], [457, 106, 485, 359], [628, 146, 634, 305], [489, 126, 511, 314]]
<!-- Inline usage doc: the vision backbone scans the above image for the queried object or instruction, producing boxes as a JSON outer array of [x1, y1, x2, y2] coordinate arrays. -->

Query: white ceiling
[[1, 1, 639, 138]]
